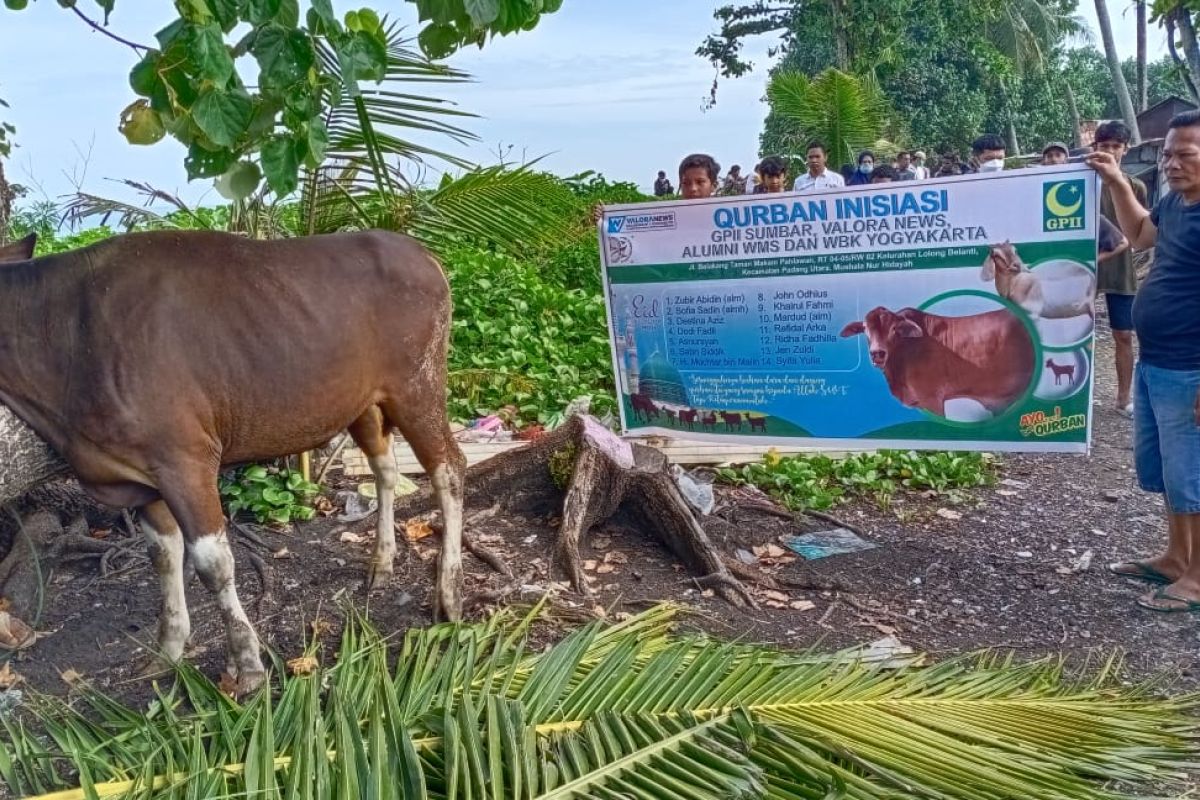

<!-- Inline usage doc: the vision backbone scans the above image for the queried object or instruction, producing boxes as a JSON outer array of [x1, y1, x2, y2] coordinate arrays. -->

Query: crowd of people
[[643, 114, 1200, 615], [652, 134, 1103, 200]]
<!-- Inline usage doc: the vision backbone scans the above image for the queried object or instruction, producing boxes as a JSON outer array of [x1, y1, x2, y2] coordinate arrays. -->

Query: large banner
[[599, 165, 1100, 453]]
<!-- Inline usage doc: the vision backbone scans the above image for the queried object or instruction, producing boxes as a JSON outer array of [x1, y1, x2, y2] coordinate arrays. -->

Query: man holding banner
[[1089, 111, 1200, 613]]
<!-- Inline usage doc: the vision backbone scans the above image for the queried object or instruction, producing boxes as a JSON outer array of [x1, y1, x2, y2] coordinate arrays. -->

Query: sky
[[0, 1, 1168, 209]]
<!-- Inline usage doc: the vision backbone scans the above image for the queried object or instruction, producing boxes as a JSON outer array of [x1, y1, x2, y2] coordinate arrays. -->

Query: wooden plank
[[341, 435, 843, 477]]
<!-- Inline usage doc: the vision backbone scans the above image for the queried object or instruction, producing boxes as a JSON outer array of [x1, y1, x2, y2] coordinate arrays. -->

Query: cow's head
[[0, 233, 37, 263], [980, 241, 1020, 281], [840, 306, 923, 368]]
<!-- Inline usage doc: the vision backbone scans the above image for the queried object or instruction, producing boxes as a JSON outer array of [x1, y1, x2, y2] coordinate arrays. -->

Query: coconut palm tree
[[1095, 0, 1143, 142], [62, 24, 578, 257], [1137, 0, 1149, 111], [4, 604, 1195, 799], [984, 0, 1091, 153], [766, 69, 890, 169]]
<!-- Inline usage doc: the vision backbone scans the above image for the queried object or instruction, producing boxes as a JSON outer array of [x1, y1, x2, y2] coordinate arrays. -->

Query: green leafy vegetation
[[1, 1, 569, 197], [720, 449, 998, 511], [3, 604, 1194, 799], [443, 243, 615, 424], [219, 464, 320, 525]]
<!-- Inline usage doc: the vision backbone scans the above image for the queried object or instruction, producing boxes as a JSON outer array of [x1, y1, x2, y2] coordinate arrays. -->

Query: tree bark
[[1096, 0, 1143, 143], [1166, 12, 1200, 103], [0, 405, 68, 506], [1174, 8, 1200, 108], [1065, 81, 1084, 147], [398, 415, 755, 607], [1136, 0, 1148, 111]]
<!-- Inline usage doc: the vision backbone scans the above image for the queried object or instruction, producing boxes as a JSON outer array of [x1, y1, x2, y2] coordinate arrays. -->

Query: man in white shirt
[[792, 141, 846, 193]]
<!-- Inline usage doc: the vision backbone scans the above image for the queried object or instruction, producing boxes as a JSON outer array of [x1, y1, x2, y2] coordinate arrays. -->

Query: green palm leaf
[[766, 70, 888, 167], [298, 24, 577, 255], [8, 605, 1197, 800], [410, 165, 579, 255]]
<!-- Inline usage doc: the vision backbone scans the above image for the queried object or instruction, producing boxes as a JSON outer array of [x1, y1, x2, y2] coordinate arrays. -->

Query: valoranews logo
[[607, 211, 677, 234]]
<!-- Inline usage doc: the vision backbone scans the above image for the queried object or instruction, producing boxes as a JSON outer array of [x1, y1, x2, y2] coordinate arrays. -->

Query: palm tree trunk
[[1167, 10, 1200, 102], [1174, 8, 1200, 105], [1095, 0, 1142, 143], [1065, 82, 1084, 147], [831, 0, 850, 69], [1136, 0, 1148, 111]]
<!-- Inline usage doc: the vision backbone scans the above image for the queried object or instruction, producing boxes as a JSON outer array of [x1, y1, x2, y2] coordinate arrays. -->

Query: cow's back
[[6, 229, 450, 465]]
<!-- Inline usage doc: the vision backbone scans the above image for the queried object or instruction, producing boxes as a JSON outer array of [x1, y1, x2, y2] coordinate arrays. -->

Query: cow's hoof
[[366, 564, 394, 593], [135, 653, 174, 680], [236, 670, 267, 696], [434, 592, 463, 623]]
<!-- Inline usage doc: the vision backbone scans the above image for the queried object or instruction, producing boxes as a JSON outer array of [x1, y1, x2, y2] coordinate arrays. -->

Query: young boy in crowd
[[678, 153, 720, 199], [870, 164, 899, 183], [756, 155, 790, 193], [1091, 121, 1148, 416]]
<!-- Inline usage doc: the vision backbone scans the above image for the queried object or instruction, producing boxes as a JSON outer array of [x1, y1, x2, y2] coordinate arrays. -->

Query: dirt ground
[[2, 317, 1196, 701]]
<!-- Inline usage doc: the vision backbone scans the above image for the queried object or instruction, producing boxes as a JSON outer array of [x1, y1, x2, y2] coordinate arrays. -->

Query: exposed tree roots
[[399, 415, 758, 608]]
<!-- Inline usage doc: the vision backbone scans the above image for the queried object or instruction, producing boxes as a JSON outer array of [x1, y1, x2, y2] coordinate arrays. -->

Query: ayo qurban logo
[[1042, 180, 1085, 232]]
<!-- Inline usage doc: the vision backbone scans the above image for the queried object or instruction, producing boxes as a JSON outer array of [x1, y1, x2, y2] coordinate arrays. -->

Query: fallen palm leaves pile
[[0, 602, 1197, 799]]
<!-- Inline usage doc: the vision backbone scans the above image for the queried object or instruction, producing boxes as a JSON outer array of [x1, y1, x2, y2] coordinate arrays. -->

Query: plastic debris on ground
[[543, 395, 593, 431], [672, 465, 715, 516], [0, 687, 22, 718], [783, 527, 878, 560], [336, 489, 377, 523], [456, 413, 515, 443], [847, 635, 925, 668]]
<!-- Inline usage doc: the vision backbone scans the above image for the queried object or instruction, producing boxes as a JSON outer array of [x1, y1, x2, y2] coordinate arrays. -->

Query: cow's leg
[[385, 399, 466, 622], [138, 500, 190, 664], [160, 472, 265, 693], [348, 407, 398, 591]]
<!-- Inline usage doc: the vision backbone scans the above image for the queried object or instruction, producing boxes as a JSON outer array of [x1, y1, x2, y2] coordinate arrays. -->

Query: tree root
[[722, 557, 851, 593], [406, 415, 754, 608]]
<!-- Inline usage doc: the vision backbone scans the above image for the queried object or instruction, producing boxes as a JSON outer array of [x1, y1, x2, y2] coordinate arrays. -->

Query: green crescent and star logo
[[1042, 180, 1086, 232]]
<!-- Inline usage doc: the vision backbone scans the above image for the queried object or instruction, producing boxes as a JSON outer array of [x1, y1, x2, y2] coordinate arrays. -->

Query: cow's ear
[[839, 321, 865, 337], [896, 319, 924, 338]]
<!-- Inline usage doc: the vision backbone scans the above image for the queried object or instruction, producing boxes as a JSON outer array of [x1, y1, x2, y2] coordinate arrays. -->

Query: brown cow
[[0, 233, 36, 263], [840, 306, 1034, 416], [0, 229, 465, 693]]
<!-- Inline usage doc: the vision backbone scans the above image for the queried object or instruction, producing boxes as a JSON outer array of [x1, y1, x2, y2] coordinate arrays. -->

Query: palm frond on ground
[[3, 603, 1196, 800]]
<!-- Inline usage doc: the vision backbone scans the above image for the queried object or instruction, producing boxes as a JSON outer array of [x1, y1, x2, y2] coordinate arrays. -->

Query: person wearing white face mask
[[847, 150, 875, 185], [969, 133, 1007, 173]]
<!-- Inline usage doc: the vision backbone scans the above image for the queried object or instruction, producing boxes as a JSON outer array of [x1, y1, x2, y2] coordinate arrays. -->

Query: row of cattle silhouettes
[[630, 393, 767, 432], [0, 230, 465, 694]]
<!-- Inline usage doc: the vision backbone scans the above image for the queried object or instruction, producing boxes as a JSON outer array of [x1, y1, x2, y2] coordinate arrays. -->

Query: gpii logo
[[1042, 180, 1085, 232]]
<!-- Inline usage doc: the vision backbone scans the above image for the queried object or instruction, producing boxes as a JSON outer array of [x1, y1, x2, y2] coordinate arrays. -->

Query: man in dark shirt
[[653, 170, 673, 197], [1089, 111, 1200, 612]]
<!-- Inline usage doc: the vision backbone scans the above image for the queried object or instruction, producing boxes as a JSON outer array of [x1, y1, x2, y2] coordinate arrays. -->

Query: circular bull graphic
[[840, 304, 1036, 421]]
